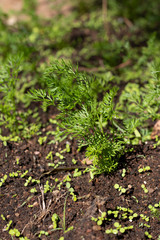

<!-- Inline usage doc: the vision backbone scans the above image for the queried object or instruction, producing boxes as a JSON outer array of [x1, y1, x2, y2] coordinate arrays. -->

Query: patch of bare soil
[[0, 105, 160, 240]]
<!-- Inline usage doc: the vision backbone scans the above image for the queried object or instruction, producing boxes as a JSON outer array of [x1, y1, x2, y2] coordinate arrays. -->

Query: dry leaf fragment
[[151, 120, 160, 139]]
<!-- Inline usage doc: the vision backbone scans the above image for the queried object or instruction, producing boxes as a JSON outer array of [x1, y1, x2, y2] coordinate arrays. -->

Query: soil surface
[[0, 104, 160, 240]]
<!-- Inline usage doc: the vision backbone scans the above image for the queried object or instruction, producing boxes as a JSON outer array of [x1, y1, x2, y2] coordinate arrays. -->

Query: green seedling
[[106, 222, 133, 234], [57, 174, 71, 190], [50, 195, 74, 234], [73, 168, 82, 177], [139, 222, 150, 228], [44, 180, 50, 193], [140, 214, 150, 222], [145, 231, 152, 239], [38, 230, 49, 237], [141, 184, 148, 193], [20, 170, 28, 178], [60, 142, 71, 153], [117, 206, 133, 214], [114, 184, 127, 195], [9, 228, 21, 237], [55, 152, 64, 160], [148, 204, 160, 220], [52, 213, 59, 229], [1, 214, 6, 221], [24, 176, 32, 186], [24, 176, 40, 187], [30, 187, 37, 193], [129, 213, 138, 221], [0, 174, 7, 187], [138, 166, 151, 173], [9, 171, 21, 177], [132, 195, 139, 203], [48, 161, 65, 168], [91, 211, 108, 225], [108, 210, 119, 218], [121, 168, 126, 178], [154, 201, 160, 208], [4, 220, 12, 231], [16, 157, 20, 165], [72, 159, 77, 164], [38, 136, 47, 145], [66, 182, 77, 202], [46, 151, 53, 161]]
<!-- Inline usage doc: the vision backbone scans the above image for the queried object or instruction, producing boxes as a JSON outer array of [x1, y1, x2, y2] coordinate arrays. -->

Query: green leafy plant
[[28, 60, 141, 175], [0, 54, 40, 140]]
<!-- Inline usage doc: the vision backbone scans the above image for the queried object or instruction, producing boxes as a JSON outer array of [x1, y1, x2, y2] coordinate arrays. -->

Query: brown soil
[[0, 104, 160, 240]]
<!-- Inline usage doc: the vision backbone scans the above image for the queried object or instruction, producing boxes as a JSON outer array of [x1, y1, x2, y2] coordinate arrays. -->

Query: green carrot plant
[[28, 60, 137, 175], [28, 59, 160, 175]]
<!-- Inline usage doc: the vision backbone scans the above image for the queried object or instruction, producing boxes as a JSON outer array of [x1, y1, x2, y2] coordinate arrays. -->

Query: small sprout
[[28, 205, 33, 208], [138, 166, 151, 173], [108, 210, 119, 218], [0, 174, 8, 187], [44, 180, 50, 193], [72, 159, 77, 164], [140, 214, 149, 222], [132, 195, 139, 203], [145, 231, 152, 239], [148, 204, 160, 220], [55, 152, 64, 160], [144, 224, 151, 228], [106, 221, 133, 235], [9, 171, 19, 177], [65, 142, 70, 152], [4, 220, 12, 231], [38, 136, 47, 145], [38, 230, 49, 237], [91, 211, 107, 226], [1, 214, 6, 221], [52, 213, 59, 229], [66, 182, 71, 189], [30, 187, 37, 193], [114, 222, 120, 228], [114, 184, 119, 189], [46, 151, 53, 161], [16, 157, 20, 165], [32, 179, 40, 184], [73, 168, 82, 177], [20, 170, 28, 178], [64, 226, 74, 233], [114, 184, 127, 195], [122, 168, 126, 178], [9, 228, 20, 237], [154, 202, 160, 208], [141, 184, 148, 193], [24, 176, 32, 186]]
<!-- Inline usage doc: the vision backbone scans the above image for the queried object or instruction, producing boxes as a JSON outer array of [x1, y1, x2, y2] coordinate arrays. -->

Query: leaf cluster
[[29, 60, 135, 174]]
